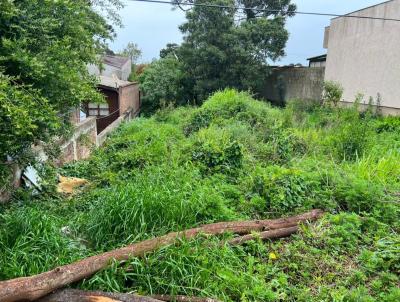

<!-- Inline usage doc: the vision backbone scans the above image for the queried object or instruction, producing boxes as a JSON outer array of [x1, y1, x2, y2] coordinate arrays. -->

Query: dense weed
[[1, 90, 399, 301]]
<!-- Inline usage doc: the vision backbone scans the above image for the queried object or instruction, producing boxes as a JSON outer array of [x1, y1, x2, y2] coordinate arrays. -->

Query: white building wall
[[324, 0, 400, 109]]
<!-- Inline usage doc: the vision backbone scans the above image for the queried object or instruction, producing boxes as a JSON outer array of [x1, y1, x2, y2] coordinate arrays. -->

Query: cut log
[[38, 289, 162, 302], [0, 209, 323, 302], [227, 226, 299, 246], [151, 294, 222, 302], [38, 289, 221, 302]]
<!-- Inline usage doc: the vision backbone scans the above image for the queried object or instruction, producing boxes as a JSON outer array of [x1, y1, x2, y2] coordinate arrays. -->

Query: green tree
[[0, 0, 121, 181], [173, 0, 296, 102], [139, 56, 186, 115], [0, 73, 60, 159], [160, 43, 180, 59], [119, 42, 142, 64]]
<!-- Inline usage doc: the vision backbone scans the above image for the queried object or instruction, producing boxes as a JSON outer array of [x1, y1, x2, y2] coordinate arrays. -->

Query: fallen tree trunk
[[38, 289, 162, 302], [228, 226, 299, 246], [0, 209, 323, 302], [38, 289, 221, 302]]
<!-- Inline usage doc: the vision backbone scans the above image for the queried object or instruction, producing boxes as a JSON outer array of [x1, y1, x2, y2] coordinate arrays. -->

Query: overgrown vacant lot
[[1, 90, 399, 301]]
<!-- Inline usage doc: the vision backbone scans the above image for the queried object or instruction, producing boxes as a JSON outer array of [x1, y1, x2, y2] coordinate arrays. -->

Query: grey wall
[[87, 60, 132, 81], [262, 67, 325, 105], [324, 0, 400, 109]]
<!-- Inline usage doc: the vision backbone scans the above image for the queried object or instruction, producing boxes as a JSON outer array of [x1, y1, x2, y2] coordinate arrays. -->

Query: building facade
[[307, 55, 327, 68], [86, 76, 140, 134], [88, 55, 132, 81], [324, 0, 400, 114]]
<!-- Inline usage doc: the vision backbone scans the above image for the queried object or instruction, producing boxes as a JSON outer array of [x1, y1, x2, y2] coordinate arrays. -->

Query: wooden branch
[[38, 289, 221, 302], [152, 295, 222, 302], [228, 226, 299, 246], [38, 289, 162, 302], [0, 210, 323, 302]]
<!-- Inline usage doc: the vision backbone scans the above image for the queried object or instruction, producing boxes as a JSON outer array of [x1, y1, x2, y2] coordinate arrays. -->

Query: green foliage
[[185, 90, 280, 134], [191, 127, 243, 174], [328, 108, 373, 161], [375, 116, 400, 133], [0, 74, 60, 159], [139, 56, 187, 115], [176, 0, 295, 102], [78, 166, 236, 249], [1, 90, 399, 301], [323, 81, 344, 106], [82, 238, 287, 301], [118, 42, 142, 64], [0, 0, 119, 167], [141, 0, 297, 111], [249, 167, 316, 214], [160, 43, 180, 59]]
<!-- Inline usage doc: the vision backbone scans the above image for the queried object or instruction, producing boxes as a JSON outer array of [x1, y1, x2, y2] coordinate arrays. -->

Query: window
[[87, 102, 109, 116]]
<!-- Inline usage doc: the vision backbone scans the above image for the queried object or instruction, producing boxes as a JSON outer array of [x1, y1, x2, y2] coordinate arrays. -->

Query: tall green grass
[[1, 89, 399, 301]]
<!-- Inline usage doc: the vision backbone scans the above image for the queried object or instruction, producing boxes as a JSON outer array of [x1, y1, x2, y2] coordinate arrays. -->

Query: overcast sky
[[111, 0, 385, 65]]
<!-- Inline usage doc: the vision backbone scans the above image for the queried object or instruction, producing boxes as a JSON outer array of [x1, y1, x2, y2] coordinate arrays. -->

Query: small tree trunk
[[228, 226, 299, 246]]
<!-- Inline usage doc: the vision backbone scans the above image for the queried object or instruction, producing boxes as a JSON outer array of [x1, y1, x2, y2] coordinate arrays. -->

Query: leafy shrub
[[327, 108, 373, 161], [375, 116, 400, 133], [61, 119, 185, 183], [0, 73, 60, 160], [184, 109, 213, 136], [184, 90, 281, 134], [262, 126, 307, 164], [322, 81, 343, 106], [191, 127, 243, 174], [247, 166, 318, 215], [139, 56, 187, 115]]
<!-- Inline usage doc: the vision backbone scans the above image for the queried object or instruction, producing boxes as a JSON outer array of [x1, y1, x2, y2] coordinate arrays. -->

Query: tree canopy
[[169, 0, 296, 102], [139, 56, 186, 115], [119, 42, 142, 64], [0, 0, 120, 163]]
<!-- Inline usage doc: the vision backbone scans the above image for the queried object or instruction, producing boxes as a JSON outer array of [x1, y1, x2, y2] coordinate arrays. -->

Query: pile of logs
[[0, 210, 324, 302]]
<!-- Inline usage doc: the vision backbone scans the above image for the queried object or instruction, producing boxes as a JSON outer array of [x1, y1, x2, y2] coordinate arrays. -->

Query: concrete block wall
[[57, 117, 97, 165], [262, 67, 325, 105]]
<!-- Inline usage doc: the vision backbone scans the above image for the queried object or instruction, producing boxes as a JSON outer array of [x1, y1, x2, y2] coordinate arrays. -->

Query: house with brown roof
[[77, 55, 141, 135], [86, 76, 140, 134], [88, 55, 132, 81]]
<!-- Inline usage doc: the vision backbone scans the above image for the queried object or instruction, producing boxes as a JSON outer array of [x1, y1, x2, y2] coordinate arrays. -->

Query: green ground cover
[[1, 90, 399, 301]]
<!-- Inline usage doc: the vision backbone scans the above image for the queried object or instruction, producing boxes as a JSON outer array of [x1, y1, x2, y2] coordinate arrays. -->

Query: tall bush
[[322, 81, 343, 106], [0, 0, 120, 171], [139, 56, 187, 115]]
